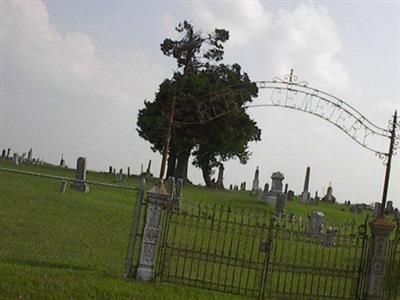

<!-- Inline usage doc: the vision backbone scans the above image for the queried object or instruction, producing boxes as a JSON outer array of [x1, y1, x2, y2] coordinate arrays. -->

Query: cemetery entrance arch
[[182, 69, 399, 217]]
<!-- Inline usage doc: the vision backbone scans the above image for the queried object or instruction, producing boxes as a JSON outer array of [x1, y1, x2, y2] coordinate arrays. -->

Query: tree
[[136, 21, 261, 185], [191, 64, 261, 186]]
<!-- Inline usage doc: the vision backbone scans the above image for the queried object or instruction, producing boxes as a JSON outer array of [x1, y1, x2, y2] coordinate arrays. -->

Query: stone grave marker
[[12, 153, 18, 165], [308, 211, 325, 238], [287, 190, 294, 201], [275, 194, 286, 216], [262, 183, 269, 199], [146, 160, 152, 177], [301, 166, 311, 203], [322, 185, 336, 203], [284, 183, 288, 195], [373, 202, 381, 217], [323, 226, 337, 247], [74, 157, 89, 193], [59, 154, 66, 168], [27, 148, 33, 164], [386, 201, 394, 215], [250, 166, 261, 196], [265, 172, 284, 205]]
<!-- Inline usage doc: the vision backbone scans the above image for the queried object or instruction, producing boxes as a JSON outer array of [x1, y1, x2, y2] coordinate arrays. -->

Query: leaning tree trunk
[[166, 148, 177, 178], [175, 150, 191, 183]]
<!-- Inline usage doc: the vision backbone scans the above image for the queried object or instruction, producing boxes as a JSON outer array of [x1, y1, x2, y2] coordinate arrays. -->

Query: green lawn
[[0, 160, 243, 299], [0, 160, 396, 299]]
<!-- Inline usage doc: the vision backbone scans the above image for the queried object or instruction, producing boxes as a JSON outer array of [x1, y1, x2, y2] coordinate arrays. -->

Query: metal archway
[[167, 70, 399, 217]]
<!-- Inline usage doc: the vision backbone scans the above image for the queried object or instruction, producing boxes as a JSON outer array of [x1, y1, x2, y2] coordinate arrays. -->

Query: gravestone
[[250, 166, 261, 196], [127, 167, 131, 177], [6, 148, 11, 159], [229, 184, 233, 190], [373, 202, 381, 217], [146, 160, 152, 177], [386, 201, 394, 215], [262, 183, 269, 199], [1, 149, 5, 159], [287, 190, 294, 202], [284, 183, 288, 195], [113, 168, 116, 175], [12, 153, 18, 165], [301, 166, 311, 203], [234, 185, 238, 191], [314, 191, 320, 204], [27, 148, 33, 164], [265, 172, 285, 205], [108, 166, 112, 174], [275, 194, 286, 216], [119, 168, 123, 181], [59, 154, 65, 168], [19, 154, 24, 164], [322, 185, 336, 203], [308, 211, 325, 238], [215, 164, 224, 189], [323, 226, 337, 247], [74, 157, 89, 193], [350, 204, 364, 214]]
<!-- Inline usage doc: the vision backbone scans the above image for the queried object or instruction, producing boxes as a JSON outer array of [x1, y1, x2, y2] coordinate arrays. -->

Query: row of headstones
[[371, 201, 399, 218], [107, 159, 152, 181], [248, 166, 336, 205], [270, 210, 336, 247], [1, 148, 46, 166], [346, 201, 398, 219]]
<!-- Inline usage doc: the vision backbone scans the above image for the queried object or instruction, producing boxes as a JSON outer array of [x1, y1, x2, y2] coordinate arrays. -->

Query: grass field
[[0, 160, 396, 299]]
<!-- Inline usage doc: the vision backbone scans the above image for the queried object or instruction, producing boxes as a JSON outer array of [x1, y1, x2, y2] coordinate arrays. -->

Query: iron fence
[[383, 220, 400, 300], [156, 203, 371, 299]]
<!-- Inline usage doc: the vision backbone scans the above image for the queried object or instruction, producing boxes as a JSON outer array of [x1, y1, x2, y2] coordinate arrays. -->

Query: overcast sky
[[1, 1, 399, 207]]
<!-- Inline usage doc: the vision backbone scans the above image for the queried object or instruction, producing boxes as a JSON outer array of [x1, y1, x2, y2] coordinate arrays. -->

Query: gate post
[[365, 217, 395, 299], [136, 185, 168, 282]]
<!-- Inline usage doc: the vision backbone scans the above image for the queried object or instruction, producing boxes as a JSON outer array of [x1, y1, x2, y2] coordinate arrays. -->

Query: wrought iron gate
[[157, 204, 272, 298], [156, 203, 371, 299]]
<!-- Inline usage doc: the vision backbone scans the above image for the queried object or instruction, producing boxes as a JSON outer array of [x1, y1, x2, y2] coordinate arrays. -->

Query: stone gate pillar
[[136, 184, 168, 282], [365, 217, 395, 300]]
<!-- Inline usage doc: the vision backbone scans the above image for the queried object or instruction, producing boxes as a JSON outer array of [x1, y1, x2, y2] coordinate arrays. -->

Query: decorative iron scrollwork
[[173, 70, 397, 160], [272, 69, 308, 87]]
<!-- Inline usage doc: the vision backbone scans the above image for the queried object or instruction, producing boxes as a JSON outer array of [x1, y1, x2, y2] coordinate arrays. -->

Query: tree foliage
[[136, 21, 261, 186]]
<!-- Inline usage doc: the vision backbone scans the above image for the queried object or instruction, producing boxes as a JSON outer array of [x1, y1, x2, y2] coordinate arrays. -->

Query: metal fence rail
[[0, 167, 138, 191]]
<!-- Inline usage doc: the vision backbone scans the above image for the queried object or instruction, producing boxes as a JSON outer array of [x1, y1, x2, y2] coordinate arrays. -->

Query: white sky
[[1, 1, 399, 207]]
